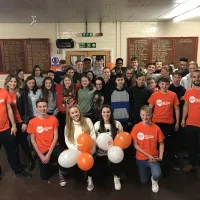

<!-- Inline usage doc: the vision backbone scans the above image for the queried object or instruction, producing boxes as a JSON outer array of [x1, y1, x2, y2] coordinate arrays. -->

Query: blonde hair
[[4, 74, 19, 92], [140, 105, 152, 115], [66, 105, 91, 142]]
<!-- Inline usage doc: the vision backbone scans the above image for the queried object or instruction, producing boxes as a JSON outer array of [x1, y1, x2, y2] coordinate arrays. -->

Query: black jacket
[[129, 85, 153, 122], [16, 91, 28, 124]]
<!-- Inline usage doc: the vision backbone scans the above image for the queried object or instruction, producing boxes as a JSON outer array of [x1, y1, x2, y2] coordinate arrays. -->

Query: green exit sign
[[79, 43, 96, 48], [82, 32, 93, 37]]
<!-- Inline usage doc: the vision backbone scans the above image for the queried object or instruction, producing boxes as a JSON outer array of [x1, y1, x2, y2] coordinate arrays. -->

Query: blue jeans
[[136, 159, 161, 184]]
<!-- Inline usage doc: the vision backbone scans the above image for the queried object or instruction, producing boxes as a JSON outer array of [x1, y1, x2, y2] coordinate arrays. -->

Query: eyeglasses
[[96, 83, 102, 85], [126, 73, 133, 75]]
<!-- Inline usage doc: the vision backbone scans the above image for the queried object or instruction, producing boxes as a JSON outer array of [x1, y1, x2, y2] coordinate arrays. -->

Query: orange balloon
[[77, 152, 94, 171], [114, 132, 132, 149], [77, 133, 93, 153], [106, 62, 115, 70]]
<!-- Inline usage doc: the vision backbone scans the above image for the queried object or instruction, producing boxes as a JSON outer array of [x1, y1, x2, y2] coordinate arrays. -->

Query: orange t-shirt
[[0, 89, 12, 132], [9, 93, 23, 123], [131, 122, 165, 160], [148, 90, 179, 124], [27, 115, 59, 154], [183, 88, 200, 127]]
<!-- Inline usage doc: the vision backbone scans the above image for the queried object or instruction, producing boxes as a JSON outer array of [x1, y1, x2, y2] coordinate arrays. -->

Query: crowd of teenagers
[[0, 55, 200, 194]]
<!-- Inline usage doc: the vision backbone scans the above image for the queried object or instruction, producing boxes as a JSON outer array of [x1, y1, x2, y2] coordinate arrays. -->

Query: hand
[[11, 126, 17, 136], [39, 154, 46, 164], [148, 155, 156, 162], [44, 153, 51, 164], [174, 122, 179, 131], [181, 120, 185, 128], [21, 124, 27, 132], [154, 156, 162, 162]]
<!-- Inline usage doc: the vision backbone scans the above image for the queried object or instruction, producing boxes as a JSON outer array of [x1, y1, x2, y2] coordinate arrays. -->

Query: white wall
[[0, 21, 200, 87]]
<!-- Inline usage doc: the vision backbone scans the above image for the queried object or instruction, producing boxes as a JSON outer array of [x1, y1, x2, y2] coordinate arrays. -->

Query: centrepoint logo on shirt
[[36, 126, 52, 133], [137, 132, 154, 141], [156, 99, 171, 107], [189, 96, 200, 103], [0, 99, 5, 103], [36, 126, 44, 133], [137, 132, 145, 140]]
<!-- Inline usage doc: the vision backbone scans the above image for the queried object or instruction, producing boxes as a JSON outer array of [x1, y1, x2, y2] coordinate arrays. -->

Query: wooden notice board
[[0, 38, 50, 74], [127, 37, 198, 68]]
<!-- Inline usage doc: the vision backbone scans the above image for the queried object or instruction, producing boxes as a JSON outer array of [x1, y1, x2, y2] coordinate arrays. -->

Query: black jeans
[[38, 145, 62, 180], [156, 123, 175, 160], [57, 112, 67, 150], [186, 125, 200, 166], [0, 129, 21, 174], [16, 123, 33, 162], [94, 156, 121, 178]]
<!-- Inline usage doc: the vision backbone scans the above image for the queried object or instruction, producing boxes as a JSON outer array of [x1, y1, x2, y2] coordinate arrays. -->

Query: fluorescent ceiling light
[[173, 6, 200, 22], [161, 0, 200, 19]]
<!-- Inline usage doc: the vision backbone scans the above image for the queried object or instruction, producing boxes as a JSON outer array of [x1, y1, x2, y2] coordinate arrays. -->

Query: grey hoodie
[[180, 74, 193, 89]]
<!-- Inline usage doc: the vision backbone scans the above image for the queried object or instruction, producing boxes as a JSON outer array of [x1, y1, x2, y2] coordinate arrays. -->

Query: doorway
[[66, 50, 111, 68]]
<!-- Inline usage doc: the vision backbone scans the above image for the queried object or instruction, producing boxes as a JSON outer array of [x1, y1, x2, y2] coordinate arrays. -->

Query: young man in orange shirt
[[181, 70, 200, 172], [131, 105, 164, 193], [27, 98, 63, 183], [0, 88, 32, 178], [148, 76, 180, 170]]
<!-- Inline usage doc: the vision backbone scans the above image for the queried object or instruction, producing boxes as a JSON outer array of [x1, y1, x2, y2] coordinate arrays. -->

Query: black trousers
[[0, 129, 21, 174], [38, 145, 62, 180], [57, 112, 67, 150], [156, 123, 175, 159], [94, 156, 121, 178], [16, 123, 33, 162], [186, 125, 200, 166]]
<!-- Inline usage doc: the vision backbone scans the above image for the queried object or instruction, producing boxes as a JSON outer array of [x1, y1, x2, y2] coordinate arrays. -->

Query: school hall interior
[[1, 0, 200, 200]]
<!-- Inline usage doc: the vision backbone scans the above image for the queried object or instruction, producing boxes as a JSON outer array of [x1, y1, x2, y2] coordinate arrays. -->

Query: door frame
[[63, 48, 113, 62]]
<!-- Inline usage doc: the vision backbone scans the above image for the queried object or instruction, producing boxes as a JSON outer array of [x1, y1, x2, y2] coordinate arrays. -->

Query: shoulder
[[0, 88, 8, 95], [29, 117, 38, 125], [94, 121, 100, 129], [85, 117, 93, 125], [114, 120, 122, 127], [168, 90, 177, 97]]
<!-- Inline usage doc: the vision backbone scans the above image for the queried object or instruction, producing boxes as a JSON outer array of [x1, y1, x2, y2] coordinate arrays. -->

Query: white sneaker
[[59, 171, 67, 187], [114, 175, 121, 190], [151, 177, 159, 193], [87, 176, 94, 191]]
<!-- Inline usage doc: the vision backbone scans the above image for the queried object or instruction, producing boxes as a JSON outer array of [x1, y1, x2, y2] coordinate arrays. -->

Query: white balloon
[[58, 149, 81, 168], [96, 133, 113, 151], [107, 146, 124, 163]]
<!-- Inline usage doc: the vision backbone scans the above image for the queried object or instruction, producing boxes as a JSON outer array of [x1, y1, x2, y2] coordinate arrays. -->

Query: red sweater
[[56, 84, 78, 113]]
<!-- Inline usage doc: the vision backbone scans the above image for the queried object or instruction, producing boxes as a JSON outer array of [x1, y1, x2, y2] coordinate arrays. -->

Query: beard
[[193, 81, 200, 86]]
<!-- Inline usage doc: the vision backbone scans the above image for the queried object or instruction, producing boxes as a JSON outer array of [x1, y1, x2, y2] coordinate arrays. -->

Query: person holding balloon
[[94, 105, 124, 190], [62, 105, 96, 191], [131, 105, 165, 193]]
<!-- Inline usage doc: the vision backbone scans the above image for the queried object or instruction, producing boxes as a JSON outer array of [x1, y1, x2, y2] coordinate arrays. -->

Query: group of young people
[[0, 55, 200, 194]]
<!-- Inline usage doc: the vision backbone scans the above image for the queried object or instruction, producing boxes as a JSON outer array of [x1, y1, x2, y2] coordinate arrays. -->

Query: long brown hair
[[62, 74, 76, 97], [65, 105, 91, 142], [4, 74, 19, 93], [41, 77, 56, 100]]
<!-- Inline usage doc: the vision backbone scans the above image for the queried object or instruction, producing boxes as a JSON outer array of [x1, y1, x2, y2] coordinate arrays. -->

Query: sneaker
[[169, 156, 181, 171], [59, 171, 67, 187], [151, 177, 159, 193], [182, 164, 196, 172], [14, 170, 32, 178], [114, 175, 121, 190], [87, 176, 94, 191]]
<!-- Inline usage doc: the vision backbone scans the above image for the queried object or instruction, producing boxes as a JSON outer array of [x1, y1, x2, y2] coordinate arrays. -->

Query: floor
[[1, 149, 200, 200]]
